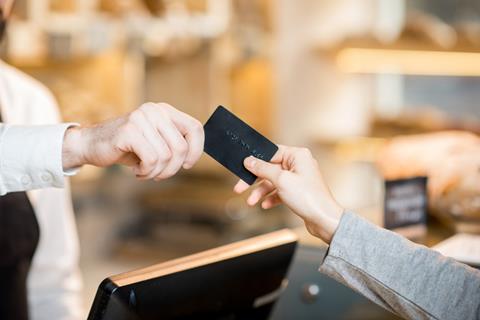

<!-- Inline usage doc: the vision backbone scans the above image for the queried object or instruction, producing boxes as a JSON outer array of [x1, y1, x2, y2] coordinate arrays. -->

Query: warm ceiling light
[[336, 48, 480, 77]]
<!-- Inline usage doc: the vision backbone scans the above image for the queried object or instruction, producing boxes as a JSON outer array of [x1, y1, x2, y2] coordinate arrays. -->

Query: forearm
[[319, 212, 480, 320], [0, 123, 76, 195]]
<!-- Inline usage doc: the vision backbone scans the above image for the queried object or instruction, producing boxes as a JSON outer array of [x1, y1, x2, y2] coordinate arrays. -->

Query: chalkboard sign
[[384, 177, 428, 230]]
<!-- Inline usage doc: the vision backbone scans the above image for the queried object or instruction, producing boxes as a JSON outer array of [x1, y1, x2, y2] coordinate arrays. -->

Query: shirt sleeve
[[0, 123, 79, 195], [319, 211, 480, 320]]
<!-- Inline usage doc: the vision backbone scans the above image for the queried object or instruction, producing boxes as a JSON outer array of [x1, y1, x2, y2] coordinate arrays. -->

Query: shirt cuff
[[0, 123, 79, 194]]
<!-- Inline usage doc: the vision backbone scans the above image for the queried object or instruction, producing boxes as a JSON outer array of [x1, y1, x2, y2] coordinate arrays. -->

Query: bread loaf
[[377, 131, 480, 221]]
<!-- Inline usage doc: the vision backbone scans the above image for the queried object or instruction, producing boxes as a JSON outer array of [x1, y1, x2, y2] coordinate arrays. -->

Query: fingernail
[[245, 156, 256, 168]]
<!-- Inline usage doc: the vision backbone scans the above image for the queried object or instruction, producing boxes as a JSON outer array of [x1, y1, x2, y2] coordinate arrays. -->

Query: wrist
[[62, 126, 87, 170], [309, 201, 344, 244]]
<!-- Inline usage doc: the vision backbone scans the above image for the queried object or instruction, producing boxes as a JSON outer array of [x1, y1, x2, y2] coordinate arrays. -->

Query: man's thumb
[[244, 156, 281, 182]]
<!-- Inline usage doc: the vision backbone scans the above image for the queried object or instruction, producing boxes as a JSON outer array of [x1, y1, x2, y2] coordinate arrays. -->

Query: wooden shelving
[[319, 36, 480, 77]]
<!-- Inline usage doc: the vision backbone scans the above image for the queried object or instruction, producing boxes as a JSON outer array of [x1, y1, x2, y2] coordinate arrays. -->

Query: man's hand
[[234, 146, 344, 243], [62, 102, 204, 181]]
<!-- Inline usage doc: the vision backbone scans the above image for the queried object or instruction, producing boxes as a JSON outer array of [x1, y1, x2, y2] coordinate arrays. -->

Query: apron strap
[[0, 111, 40, 320]]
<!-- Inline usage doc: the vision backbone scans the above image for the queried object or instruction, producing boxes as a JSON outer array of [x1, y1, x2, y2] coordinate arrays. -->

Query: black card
[[204, 106, 278, 185]]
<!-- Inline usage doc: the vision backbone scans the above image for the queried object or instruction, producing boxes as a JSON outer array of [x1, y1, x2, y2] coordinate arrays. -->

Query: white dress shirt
[[0, 60, 83, 319]]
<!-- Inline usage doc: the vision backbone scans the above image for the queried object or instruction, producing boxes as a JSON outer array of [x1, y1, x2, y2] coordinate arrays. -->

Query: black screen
[[88, 241, 297, 320]]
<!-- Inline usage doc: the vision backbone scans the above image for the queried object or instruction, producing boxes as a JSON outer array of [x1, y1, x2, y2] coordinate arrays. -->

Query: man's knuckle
[[176, 140, 188, 155], [141, 102, 167, 116], [159, 150, 172, 162], [158, 170, 175, 179], [190, 118, 202, 131], [146, 154, 158, 166], [128, 110, 143, 123], [158, 102, 172, 110], [141, 102, 155, 110], [184, 160, 194, 168], [121, 121, 136, 135]]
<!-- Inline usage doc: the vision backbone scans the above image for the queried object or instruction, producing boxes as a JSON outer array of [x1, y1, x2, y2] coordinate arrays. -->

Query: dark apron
[[0, 112, 40, 320]]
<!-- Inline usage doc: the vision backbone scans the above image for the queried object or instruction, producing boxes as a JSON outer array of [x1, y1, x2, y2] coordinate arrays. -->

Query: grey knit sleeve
[[319, 212, 480, 320]]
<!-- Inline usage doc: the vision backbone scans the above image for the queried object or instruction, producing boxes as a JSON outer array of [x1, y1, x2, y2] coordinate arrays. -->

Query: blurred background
[[2, 0, 480, 316]]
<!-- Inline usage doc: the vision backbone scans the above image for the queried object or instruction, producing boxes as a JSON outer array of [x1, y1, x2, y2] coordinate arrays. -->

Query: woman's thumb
[[244, 156, 281, 183]]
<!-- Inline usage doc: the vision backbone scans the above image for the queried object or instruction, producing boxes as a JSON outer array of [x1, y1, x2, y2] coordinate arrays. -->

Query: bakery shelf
[[318, 37, 480, 77]]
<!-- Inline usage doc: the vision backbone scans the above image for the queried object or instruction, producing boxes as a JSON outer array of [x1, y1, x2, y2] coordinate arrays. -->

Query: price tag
[[384, 177, 428, 230]]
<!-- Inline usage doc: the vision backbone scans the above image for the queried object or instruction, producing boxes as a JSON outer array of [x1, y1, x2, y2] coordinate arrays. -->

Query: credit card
[[204, 106, 278, 185]]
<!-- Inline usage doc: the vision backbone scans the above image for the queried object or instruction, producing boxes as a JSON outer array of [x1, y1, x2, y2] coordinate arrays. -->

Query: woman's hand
[[234, 146, 344, 243], [62, 102, 204, 181]]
